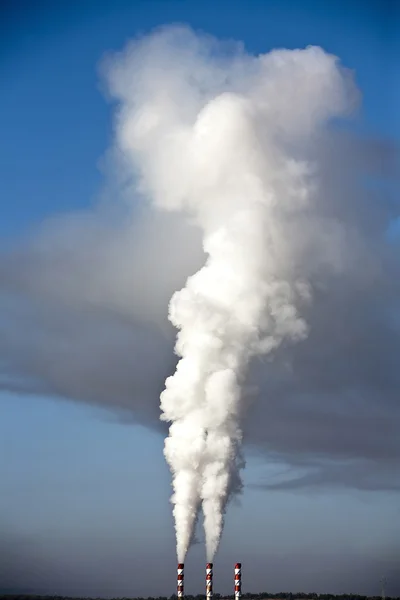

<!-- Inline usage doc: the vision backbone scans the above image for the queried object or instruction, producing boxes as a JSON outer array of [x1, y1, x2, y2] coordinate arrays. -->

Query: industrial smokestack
[[177, 563, 184, 598], [234, 563, 241, 600], [206, 562, 213, 600]]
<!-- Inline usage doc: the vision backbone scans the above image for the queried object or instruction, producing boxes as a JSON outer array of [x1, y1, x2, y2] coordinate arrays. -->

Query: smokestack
[[234, 563, 241, 600], [206, 562, 213, 600], [177, 563, 184, 598]]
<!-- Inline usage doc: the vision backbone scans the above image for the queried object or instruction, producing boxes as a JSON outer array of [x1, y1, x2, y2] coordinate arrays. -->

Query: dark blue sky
[[0, 1, 398, 597]]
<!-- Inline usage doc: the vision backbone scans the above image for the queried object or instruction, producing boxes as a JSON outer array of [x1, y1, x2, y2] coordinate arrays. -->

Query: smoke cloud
[[104, 26, 362, 561], [1, 25, 399, 563]]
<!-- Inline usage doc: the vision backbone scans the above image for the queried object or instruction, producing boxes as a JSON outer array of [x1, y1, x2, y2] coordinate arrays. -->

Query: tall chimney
[[206, 563, 213, 600], [234, 563, 242, 600], [177, 563, 184, 598]]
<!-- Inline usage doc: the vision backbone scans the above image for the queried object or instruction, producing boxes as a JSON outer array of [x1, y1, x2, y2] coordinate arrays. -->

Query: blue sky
[[0, 0, 398, 597]]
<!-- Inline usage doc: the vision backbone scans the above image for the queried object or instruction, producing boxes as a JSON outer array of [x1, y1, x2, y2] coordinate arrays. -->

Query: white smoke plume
[[105, 26, 357, 562]]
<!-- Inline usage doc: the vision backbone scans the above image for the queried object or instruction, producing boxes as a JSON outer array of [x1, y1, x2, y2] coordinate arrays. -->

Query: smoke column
[[107, 26, 355, 562]]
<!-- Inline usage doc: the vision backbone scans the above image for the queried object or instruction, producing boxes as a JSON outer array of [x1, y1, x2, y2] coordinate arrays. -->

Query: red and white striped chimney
[[206, 563, 213, 600], [234, 563, 242, 600], [177, 563, 184, 598]]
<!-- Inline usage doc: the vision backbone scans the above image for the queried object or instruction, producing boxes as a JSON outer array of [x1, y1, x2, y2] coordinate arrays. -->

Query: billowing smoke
[[105, 26, 356, 561]]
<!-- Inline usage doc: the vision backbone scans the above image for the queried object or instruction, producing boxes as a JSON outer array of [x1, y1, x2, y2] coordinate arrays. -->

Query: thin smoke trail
[[106, 25, 356, 562]]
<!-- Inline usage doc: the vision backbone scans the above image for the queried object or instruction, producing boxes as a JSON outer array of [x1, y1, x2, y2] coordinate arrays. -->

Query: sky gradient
[[0, 0, 399, 597]]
